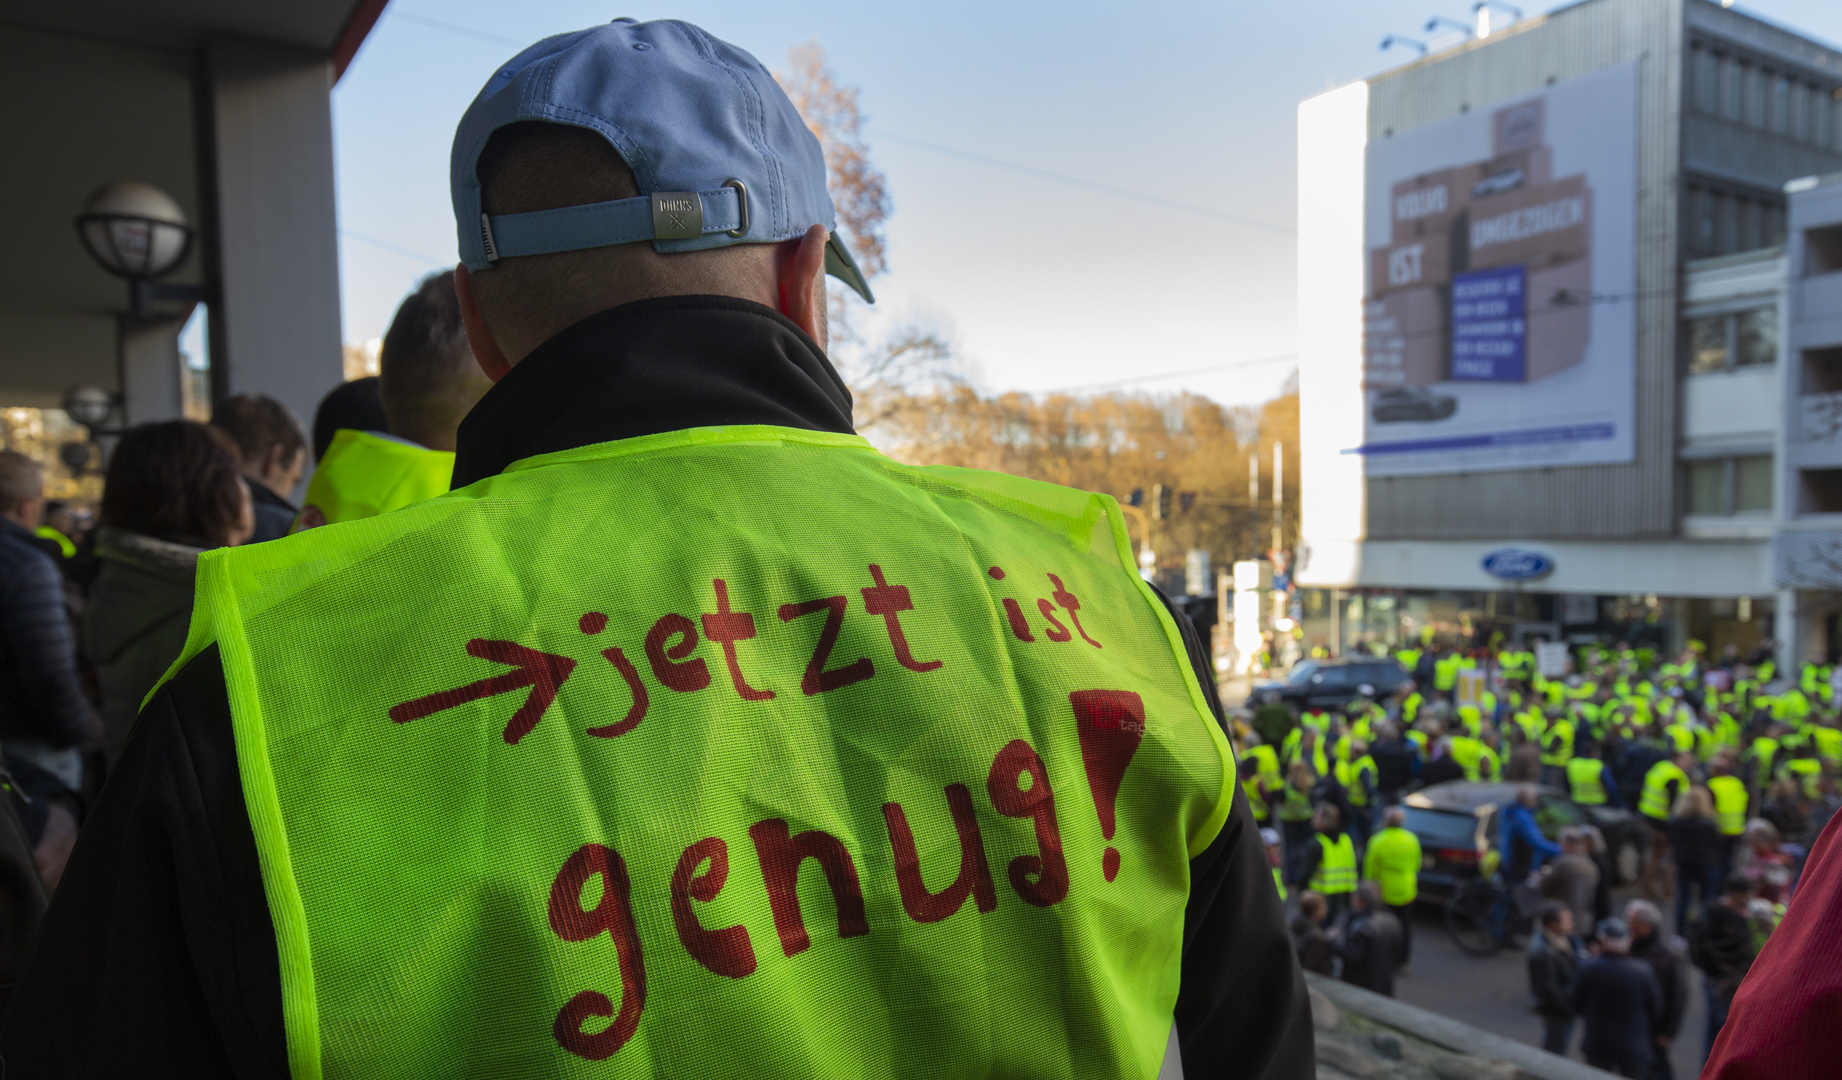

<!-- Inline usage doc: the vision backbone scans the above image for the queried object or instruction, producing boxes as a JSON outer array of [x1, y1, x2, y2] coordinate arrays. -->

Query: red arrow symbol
[[389, 639, 578, 745]]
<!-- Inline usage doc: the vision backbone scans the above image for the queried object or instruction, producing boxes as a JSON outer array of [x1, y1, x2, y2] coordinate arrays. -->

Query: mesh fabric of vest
[[170, 426, 1233, 1080]]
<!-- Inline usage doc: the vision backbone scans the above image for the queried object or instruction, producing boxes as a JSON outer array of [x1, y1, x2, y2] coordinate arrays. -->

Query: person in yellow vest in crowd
[[1565, 741, 1622, 809], [1335, 741, 1379, 846], [1448, 729, 1500, 782], [1245, 730, 1282, 787], [1746, 726, 1781, 806], [32, 499, 79, 559], [295, 271, 493, 530], [1297, 803, 1356, 923], [1705, 756, 1749, 866], [1811, 720, 1842, 769], [0, 22, 1316, 1076], [1538, 714, 1573, 789], [1779, 746, 1824, 800], [1240, 756, 1280, 830], [1638, 752, 1696, 899], [1455, 703, 1483, 738], [1278, 759, 1320, 890], [1397, 682, 1425, 726], [1433, 649, 1461, 700], [1362, 807, 1421, 971]]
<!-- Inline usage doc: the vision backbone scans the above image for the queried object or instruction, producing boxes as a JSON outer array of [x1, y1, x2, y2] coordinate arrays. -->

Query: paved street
[[1392, 898, 1709, 1079]]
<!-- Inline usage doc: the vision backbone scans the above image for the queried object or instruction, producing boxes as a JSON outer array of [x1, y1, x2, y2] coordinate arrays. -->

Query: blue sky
[[332, 0, 1842, 408]]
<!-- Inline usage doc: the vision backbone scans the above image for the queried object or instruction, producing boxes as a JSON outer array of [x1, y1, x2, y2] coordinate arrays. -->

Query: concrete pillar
[[1776, 588, 1801, 671], [118, 316, 186, 425], [200, 36, 343, 434]]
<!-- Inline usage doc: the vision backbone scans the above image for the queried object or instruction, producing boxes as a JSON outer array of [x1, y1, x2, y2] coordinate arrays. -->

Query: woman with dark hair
[[82, 421, 252, 767]]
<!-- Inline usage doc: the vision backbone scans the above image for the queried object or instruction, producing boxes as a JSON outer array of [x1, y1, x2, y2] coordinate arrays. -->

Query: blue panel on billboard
[[1450, 265, 1527, 381]]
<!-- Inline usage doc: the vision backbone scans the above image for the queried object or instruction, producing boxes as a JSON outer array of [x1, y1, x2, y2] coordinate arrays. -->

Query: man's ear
[[775, 224, 829, 348], [454, 264, 512, 383]]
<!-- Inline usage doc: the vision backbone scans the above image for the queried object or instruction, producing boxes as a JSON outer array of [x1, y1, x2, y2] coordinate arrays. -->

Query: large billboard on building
[[1357, 63, 1637, 477]]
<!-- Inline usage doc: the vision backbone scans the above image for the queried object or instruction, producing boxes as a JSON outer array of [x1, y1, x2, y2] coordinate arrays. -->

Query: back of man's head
[[468, 123, 782, 364], [0, 451, 44, 515], [212, 394, 306, 478], [380, 271, 493, 452]]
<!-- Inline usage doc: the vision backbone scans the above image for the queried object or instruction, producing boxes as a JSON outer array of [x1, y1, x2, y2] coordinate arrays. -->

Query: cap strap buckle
[[650, 191, 703, 240]]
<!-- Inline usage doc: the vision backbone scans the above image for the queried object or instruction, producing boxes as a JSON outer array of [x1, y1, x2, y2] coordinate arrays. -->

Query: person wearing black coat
[[1626, 900, 1688, 1079], [1368, 725, 1416, 802], [1667, 788, 1728, 931], [0, 454, 99, 813], [1574, 918, 1664, 1078], [1527, 901, 1582, 1055], [1334, 882, 1404, 997]]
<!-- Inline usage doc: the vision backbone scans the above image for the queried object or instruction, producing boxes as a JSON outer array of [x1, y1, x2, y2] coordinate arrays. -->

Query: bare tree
[[776, 41, 959, 429]]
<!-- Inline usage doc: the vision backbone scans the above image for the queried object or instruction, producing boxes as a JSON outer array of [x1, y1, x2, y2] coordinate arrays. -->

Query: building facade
[[1295, 0, 1842, 663], [0, 1, 384, 438]]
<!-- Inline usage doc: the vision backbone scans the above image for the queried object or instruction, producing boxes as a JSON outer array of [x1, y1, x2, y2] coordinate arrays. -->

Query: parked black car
[[1400, 781, 1646, 902], [1253, 658, 1410, 712]]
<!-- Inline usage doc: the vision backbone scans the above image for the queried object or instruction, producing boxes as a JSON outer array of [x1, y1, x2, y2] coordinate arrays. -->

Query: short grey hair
[[1624, 899, 1662, 929], [0, 451, 44, 513]]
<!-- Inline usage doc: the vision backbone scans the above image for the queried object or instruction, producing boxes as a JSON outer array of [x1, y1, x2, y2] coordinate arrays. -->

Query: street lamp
[[74, 181, 207, 319]]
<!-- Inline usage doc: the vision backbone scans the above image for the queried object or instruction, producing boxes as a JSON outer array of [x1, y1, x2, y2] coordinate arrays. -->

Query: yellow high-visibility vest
[[297, 428, 454, 528], [1708, 775, 1747, 836], [1639, 760, 1689, 820], [168, 425, 1233, 1078], [1567, 757, 1608, 805], [1362, 825, 1421, 906], [1310, 832, 1357, 895]]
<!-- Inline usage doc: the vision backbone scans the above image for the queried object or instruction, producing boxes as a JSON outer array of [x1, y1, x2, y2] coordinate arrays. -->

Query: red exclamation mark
[[1070, 690, 1146, 883]]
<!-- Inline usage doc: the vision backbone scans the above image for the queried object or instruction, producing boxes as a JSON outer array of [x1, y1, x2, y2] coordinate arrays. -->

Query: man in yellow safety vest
[[0, 21, 1313, 1077], [1362, 807, 1421, 969], [295, 271, 492, 530]]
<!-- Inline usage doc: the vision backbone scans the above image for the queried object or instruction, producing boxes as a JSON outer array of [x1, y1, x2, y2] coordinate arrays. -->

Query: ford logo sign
[[1482, 548, 1553, 581]]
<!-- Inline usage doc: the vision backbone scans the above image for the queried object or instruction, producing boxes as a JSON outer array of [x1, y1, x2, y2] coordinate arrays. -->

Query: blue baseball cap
[[450, 18, 873, 303]]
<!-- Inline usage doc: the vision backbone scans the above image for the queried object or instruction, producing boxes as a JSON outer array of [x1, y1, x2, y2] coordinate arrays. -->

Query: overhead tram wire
[[384, 11, 1299, 243], [869, 131, 1295, 239], [340, 229, 449, 266]]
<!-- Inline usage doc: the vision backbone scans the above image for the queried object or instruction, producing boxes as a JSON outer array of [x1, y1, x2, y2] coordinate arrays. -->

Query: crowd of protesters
[[0, 272, 485, 1002], [1238, 634, 1842, 1075]]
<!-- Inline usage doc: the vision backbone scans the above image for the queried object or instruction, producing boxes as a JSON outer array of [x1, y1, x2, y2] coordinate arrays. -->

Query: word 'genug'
[[547, 731, 1107, 1061]]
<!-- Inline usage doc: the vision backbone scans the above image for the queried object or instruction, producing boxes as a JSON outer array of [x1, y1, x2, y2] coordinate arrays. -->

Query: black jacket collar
[[452, 295, 855, 487]]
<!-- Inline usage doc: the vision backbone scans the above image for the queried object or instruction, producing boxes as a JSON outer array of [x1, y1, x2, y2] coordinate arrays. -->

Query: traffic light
[[1152, 483, 1172, 521], [1179, 492, 1196, 514]]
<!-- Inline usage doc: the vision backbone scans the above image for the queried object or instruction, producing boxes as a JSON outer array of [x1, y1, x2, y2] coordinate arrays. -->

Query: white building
[[1294, 0, 1842, 664]]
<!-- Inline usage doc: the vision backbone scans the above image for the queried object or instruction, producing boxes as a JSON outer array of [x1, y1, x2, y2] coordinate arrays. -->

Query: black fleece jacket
[[0, 296, 1312, 1079]]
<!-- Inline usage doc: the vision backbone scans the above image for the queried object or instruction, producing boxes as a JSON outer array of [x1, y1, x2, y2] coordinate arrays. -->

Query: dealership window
[[1687, 307, 1777, 373], [1687, 456, 1774, 516]]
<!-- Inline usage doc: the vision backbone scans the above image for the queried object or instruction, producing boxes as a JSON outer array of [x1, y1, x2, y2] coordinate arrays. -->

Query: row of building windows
[[1685, 180, 1787, 258], [1690, 39, 1841, 148]]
